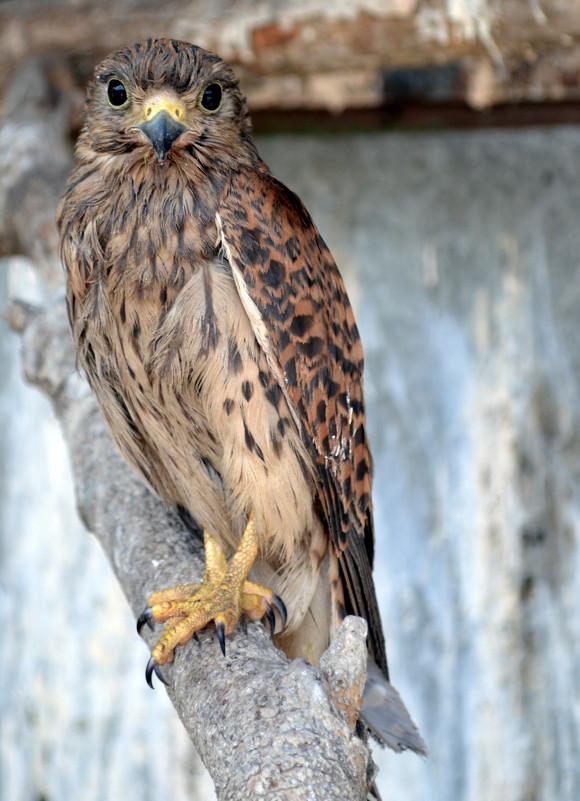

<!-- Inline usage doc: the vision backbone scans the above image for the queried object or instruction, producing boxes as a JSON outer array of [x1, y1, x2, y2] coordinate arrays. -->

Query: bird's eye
[[107, 78, 129, 108], [199, 82, 223, 113]]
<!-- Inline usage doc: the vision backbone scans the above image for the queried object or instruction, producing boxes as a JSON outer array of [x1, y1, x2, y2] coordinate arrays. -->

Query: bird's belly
[[102, 259, 319, 573]]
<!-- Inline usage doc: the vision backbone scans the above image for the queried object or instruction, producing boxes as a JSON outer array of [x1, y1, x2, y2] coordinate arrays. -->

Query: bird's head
[[81, 39, 257, 172]]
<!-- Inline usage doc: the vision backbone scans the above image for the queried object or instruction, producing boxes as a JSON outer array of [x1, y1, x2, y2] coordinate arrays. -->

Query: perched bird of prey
[[58, 38, 425, 754]]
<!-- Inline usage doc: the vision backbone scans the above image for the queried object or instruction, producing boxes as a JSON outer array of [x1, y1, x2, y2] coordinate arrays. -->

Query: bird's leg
[[138, 512, 287, 685]]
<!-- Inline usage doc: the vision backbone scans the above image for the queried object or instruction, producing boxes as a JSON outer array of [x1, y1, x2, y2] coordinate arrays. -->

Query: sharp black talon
[[145, 656, 157, 688], [265, 603, 276, 635], [145, 656, 168, 689], [272, 594, 287, 628], [193, 632, 199, 642], [137, 607, 154, 635], [155, 664, 168, 686], [216, 620, 226, 656]]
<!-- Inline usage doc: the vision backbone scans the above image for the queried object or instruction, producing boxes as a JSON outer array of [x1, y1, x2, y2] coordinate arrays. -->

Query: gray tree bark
[[0, 60, 375, 801]]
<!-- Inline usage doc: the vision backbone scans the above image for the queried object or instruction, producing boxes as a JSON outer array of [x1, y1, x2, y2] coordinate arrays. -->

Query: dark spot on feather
[[240, 227, 269, 265], [277, 417, 289, 436], [243, 420, 263, 461], [119, 297, 126, 324], [356, 461, 369, 481], [298, 336, 324, 360], [291, 315, 314, 337], [351, 398, 363, 415], [278, 328, 291, 350], [327, 379, 340, 399], [284, 357, 297, 386], [316, 400, 326, 423], [354, 425, 365, 446], [336, 601, 347, 621], [262, 259, 285, 288], [228, 338, 243, 374], [242, 380, 254, 401], [284, 236, 300, 261], [160, 285, 167, 305], [264, 300, 288, 323], [128, 365, 136, 380], [328, 417, 337, 439], [132, 320, 140, 339], [343, 476, 352, 500], [265, 383, 282, 409], [341, 358, 358, 377], [330, 344, 343, 362], [223, 398, 234, 415], [258, 370, 269, 388], [176, 228, 186, 260]]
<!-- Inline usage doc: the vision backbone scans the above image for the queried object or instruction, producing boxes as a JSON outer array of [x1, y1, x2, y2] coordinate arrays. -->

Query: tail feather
[[362, 658, 427, 755]]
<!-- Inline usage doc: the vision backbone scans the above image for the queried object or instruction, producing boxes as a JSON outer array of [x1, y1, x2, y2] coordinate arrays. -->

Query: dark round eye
[[200, 82, 223, 112], [107, 78, 128, 108]]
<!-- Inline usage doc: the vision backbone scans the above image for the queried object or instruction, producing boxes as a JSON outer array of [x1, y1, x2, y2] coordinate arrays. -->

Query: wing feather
[[217, 165, 388, 673]]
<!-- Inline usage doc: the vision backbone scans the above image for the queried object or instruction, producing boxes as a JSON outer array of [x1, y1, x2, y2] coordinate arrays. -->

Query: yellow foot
[[137, 512, 287, 688]]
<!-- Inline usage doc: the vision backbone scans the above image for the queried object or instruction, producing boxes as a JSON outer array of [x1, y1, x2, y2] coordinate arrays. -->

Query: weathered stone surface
[[2, 0, 580, 112]]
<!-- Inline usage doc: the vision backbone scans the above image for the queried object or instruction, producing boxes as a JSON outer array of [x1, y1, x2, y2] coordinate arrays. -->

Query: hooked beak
[[138, 95, 188, 161]]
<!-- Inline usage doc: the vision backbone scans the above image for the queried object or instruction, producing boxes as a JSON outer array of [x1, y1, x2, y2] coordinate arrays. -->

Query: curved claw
[[272, 594, 288, 629], [216, 620, 226, 656], [137, 607, 154, 635], [145, 656, 168, 689], [265, 603, 276, 635]]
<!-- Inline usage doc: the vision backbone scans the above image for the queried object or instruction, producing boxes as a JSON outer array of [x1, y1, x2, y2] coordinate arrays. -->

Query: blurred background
[[1, 1, 579, 800]]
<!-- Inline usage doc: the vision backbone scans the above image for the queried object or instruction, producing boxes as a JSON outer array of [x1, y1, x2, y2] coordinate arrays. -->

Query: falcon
[[57, 38, 425, 754]]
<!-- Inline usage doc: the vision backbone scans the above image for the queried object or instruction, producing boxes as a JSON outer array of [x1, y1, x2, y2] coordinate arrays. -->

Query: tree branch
[[1, 59, 376, 800]]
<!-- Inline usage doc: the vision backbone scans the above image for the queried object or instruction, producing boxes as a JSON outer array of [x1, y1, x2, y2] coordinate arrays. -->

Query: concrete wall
[[2, 123, 579, 800], [258, 126, 580, 801]]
